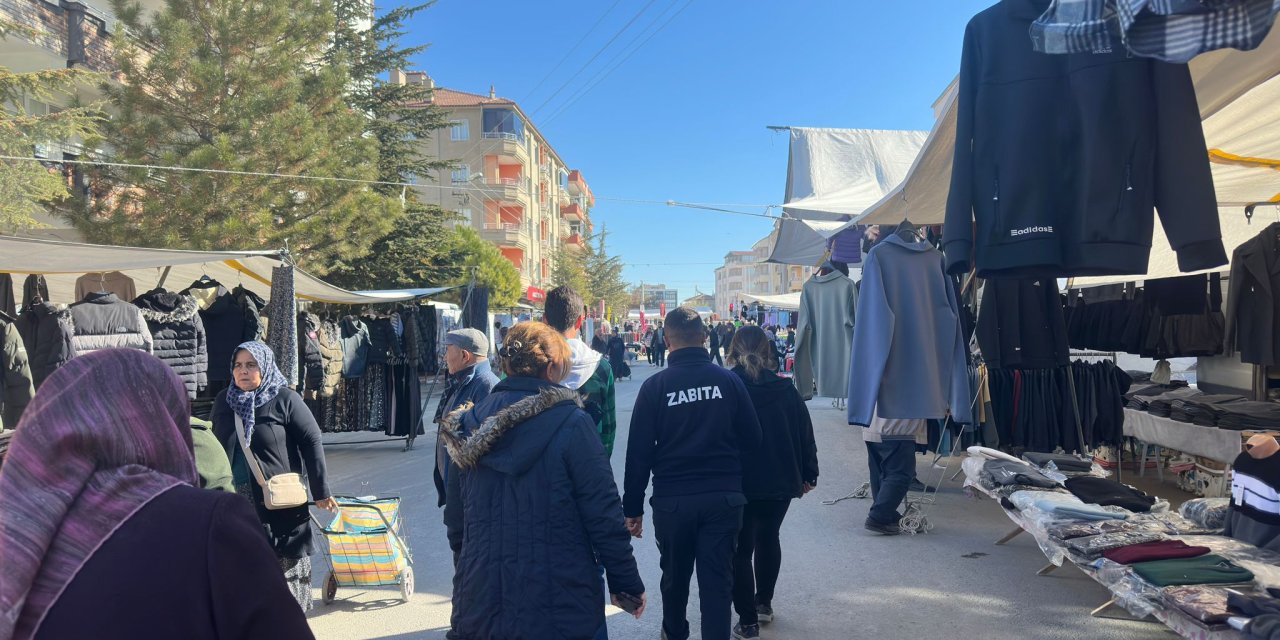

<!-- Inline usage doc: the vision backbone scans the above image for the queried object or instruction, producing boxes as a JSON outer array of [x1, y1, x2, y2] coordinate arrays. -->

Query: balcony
[[564, 233, 587, 250], [567, 170, 587, 196], [482, 131, 528, 163], [481, 222, 528, 250], [0, 0, 119, 75], [539, 163, 551, 178], [480, 176, 527, 204], [560, 203, 585, 221]]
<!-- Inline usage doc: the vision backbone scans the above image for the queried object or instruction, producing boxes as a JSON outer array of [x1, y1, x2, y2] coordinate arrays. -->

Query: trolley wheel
[[400, 567, 415, 602], [323, 573, 338, 605]]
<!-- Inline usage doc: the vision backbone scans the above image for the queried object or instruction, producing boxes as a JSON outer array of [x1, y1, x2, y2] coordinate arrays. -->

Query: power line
[[0, 154, 784, 220], [523, 0, 625, 105], [529, 0, 662, 116], [542, 0, 696, 126]]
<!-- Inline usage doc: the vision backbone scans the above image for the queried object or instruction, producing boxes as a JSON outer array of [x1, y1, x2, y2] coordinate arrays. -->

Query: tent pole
[[155, 266, 173, 290]]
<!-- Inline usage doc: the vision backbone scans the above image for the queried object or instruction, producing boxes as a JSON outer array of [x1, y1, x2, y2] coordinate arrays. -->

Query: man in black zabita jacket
[[624, 307, 762, 640], [944, 0, 1228, 279]]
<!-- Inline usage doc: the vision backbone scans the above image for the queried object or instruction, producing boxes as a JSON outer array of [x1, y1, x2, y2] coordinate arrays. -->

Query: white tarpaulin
[[742, 291, 802, 311], [842, 27, 1280, 286], [0, 235, 425, 305], [768, 128, 927, 265]]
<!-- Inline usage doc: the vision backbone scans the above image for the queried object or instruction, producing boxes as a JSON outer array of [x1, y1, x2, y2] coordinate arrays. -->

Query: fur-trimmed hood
[[134, 291, 200, 324], [440, 383, 583, 474]]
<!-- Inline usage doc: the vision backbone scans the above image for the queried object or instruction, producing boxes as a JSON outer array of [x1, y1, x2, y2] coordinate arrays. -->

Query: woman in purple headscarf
[[0, 349, 313, 640], [212, 341, 334, 612]]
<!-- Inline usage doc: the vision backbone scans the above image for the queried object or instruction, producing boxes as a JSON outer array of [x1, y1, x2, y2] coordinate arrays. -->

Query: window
[[450, 120, 469, 141], [460, 208, 473, 226], [451, 164, 470, 184]]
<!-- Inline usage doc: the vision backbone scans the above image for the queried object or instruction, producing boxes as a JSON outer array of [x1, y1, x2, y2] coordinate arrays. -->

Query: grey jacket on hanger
[[793, 269, 857, 400]]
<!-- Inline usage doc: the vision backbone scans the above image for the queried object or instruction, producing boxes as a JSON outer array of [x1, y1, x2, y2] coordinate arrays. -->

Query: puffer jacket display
[[68, 292, 153, 356], [339, 316, 370, 378], [317, 321, 344, 397], [440, 378, 644, 639], [16, 303, 73, 390], [0, 313, 34, 429], [133, 290, 209, 398], [183, 282, 266, 383]]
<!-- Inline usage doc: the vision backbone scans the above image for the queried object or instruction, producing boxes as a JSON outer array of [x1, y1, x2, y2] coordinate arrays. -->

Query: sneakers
[[864, 517, 902, 536], [732, 622, 760, 639], [756, 603, 774, 624]]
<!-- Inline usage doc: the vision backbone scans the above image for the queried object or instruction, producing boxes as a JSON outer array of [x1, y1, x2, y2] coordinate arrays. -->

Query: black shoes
[[908, 479, 936, 493], [864, 517, 902, 536], [756, 603, 774, 624], [732, 623, 761, 639]]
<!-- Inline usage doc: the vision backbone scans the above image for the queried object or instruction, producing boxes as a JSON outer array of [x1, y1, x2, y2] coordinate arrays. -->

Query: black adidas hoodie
[[944, 0, 1228, 279]]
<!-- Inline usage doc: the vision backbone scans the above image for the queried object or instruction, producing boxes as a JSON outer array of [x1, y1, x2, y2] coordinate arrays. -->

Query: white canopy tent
[[767, 128, 927, 266], [741, 291, 802, 311], [808, 29, 1280, 284], [0, 235, 430, 306]]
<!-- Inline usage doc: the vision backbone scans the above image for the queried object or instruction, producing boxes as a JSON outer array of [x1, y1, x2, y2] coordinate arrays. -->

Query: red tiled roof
[[405, 87, 514, 108]]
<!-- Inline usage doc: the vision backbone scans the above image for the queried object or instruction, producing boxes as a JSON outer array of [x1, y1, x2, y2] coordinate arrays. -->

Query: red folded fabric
[[1103, 540, 1211, 565]]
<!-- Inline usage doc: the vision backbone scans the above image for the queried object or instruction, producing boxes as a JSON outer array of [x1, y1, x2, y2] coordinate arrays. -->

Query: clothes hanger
[[895, 218, 922, 242]]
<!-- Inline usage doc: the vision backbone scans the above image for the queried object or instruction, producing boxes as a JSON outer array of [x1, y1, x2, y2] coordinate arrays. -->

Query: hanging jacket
[[734, 367, 819, 500], [68, 292, 153, 356], [133, 290, 209, 398], [793, 270, 858, 400], [297, 312, 324, 394], [0, 313, 34, 429], [943, 0, 1227, 279], [16, 302, 73, 390], [1223, 223, 1280, 366], [184, 282, 265, 383], [338, 316, 371, 378], [365, 317, 399, 365], [440, 378, 644, 640], [317, 321, 344, 397]]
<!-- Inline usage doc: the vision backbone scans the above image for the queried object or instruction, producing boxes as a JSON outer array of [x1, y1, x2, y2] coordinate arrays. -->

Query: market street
[[306, 363, 1174, 640]]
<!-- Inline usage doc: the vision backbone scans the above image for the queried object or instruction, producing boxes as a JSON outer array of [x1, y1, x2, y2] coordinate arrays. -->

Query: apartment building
[[403, 71, 594, 298], [713, 229, 814, 318], [630, 283, 678, 311]]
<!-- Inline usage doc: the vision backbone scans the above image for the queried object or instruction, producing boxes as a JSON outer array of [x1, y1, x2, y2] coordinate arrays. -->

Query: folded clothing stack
[[1047, 520, 1136, 540], [1161, 586, 1234, 624], [1066, 531, 1166, 557], [1181, 498, 1231, 531], [1131, 554, 1255, 587], [1102, 539, 1210, 564], [1022, 452, 1093, 473], [983, 459, 1060, 489], [1229, 589, 1280, 617], [1174, 394, 1247, 427], [1148, 388, 1204, 418], [1065, 476, 1157, 513], [1010, 491, 1129, 521], [1216, 401, 1280, 431]]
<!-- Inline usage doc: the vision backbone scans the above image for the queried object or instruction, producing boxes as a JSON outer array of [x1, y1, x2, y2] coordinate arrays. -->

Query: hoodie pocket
[[1098, 143, 1139, 242], [987, 166, 1002, 244]]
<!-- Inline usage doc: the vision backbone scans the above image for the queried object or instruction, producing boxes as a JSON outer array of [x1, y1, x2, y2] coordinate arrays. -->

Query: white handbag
[[234, 414, 309, 510]]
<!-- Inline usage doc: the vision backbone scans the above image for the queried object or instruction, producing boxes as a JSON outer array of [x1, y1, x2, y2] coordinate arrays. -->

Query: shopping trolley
[[312, 496, 415, 604]]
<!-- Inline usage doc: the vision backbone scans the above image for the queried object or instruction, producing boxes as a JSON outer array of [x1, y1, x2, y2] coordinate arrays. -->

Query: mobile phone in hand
[[615, 592, 643, 614]]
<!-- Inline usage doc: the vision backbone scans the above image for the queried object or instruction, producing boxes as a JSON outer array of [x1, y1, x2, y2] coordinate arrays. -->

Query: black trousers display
[[651, 492, 746, 640], [732, 499, 791, 625]]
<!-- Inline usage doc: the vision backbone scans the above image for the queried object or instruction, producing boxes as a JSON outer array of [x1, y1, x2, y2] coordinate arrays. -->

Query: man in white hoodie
[[546, 286, 618, 457]]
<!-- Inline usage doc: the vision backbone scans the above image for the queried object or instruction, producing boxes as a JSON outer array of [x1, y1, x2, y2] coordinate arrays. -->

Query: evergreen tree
[[444, 227, 521, 308], [0, 20, 102, 229], [584, 228, 629, 321], [64, 0, 398, 274], [549, 246, 590, 301]]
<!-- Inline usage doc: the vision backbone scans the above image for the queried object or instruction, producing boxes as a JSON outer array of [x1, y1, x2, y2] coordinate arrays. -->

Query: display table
[[1123, 409, 1242, 466]]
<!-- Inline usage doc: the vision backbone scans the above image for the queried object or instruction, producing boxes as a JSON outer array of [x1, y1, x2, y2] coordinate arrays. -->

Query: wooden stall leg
[[994, 527, 1024, 545]]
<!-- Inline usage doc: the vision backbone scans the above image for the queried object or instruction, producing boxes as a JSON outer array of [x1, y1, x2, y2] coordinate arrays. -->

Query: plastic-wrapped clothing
[[1066, 531, 1166, 557], [1130, 554, 1255, 587], [1181, 497, 1231, 531], [1065, 476, 1157, 513], [1161, 586, 1234, 624], [1103, 540, 1210, 564], [984, 459, 1059, 488]]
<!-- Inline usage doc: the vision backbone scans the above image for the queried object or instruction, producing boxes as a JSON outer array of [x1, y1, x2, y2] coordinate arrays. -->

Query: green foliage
[[326, 205, 461, 290], [446, 226, 521, 308], [549, 246, 590, 300], [63, 0, 399, 274], [0, 20, 104, 229], [584, 228, 629, 321]]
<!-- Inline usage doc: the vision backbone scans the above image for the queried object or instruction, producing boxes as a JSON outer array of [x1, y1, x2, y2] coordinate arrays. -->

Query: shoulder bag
[[234, 414, 309, 510]]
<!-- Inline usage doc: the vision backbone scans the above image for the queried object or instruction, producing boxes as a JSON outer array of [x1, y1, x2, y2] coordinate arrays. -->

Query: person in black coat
[[211, 341, 335, 612], [725, 326, 818, 638], [440, 322, 646, 640]]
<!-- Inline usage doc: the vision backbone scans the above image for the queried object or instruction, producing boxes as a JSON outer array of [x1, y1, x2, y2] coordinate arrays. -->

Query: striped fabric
[[320, 497, 408, 587], [1030, 0, 1280, 63]]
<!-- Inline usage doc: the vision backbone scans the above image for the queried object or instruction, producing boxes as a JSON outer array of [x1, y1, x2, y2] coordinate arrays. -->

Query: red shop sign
[[526, 287, 546, 303]]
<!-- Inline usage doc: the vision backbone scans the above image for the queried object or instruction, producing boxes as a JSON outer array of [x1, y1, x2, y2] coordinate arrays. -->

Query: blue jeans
[[865, 440, 915, 525]]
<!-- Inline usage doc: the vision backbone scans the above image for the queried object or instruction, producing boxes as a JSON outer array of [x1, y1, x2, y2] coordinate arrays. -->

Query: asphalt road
[[306, 362, 1177, 640]]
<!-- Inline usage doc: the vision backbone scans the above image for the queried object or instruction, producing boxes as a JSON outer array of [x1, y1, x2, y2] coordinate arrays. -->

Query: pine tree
[[584, 228, 629, 321], [549, 246, 590, 300], [0, 20, 102, 229], [444, 227, 521, 308], [63, 0, 398, 274]]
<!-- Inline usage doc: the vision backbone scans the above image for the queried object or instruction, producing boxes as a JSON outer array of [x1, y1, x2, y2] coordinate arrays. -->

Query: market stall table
[[1124, 408, 1244, 467]]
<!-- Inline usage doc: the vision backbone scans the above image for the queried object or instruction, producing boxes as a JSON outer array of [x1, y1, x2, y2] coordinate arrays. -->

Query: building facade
[[403, 71, 593, 296], [713, 228, 814, 318]]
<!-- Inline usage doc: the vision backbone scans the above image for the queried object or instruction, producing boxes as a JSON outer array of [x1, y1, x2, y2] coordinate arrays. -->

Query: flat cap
[[443, 328, 488, 355]]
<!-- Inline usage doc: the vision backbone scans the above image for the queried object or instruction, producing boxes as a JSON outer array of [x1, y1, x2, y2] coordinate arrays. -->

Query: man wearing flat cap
[[433, 328, 499, 564]]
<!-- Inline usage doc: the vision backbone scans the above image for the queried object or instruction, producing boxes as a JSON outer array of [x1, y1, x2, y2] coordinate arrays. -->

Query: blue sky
[[401, 0, 993, 300]]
